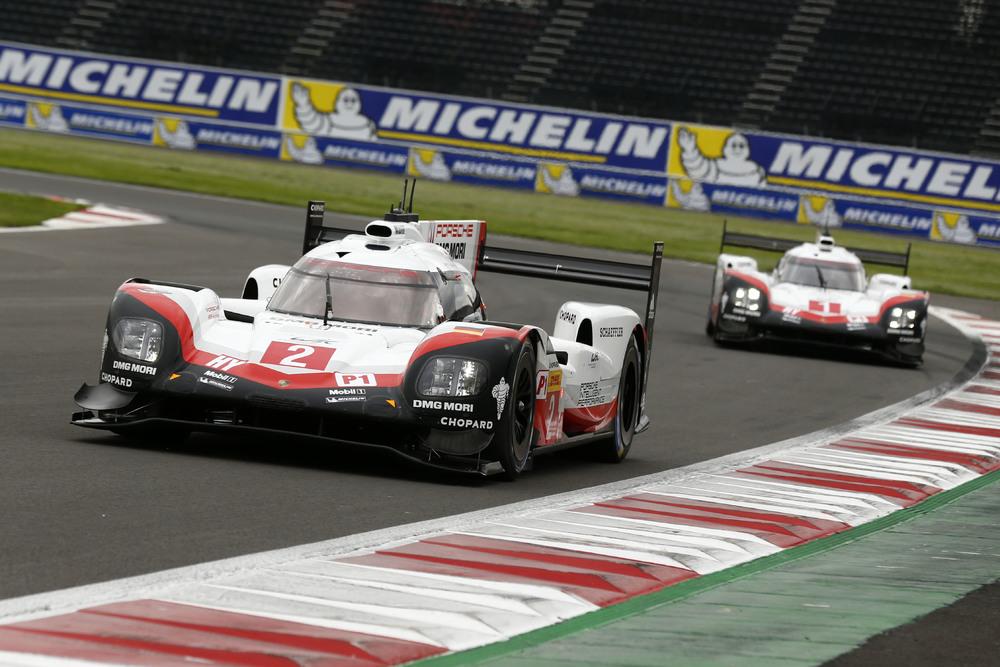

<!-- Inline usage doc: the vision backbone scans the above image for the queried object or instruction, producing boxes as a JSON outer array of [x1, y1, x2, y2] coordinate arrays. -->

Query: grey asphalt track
[[0, 168, 995, 600]]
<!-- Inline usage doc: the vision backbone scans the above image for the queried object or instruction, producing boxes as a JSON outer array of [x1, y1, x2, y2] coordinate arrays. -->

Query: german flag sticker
[[453, 327, 485, 336]]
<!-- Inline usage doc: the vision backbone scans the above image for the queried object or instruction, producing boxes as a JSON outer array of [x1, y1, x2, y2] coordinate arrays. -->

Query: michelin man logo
[[155, 119, 196, 150], [284, 135, 323, 164], [668, 179, 710, 211], [677, 127, 766, 187], [538, 164, 580, 196], [291, 83, 377, 141], [800, 196, 842, 228], [933, 212, 977, 244], [409, 149, 451, 181], [492, 377, 509, 420], [28, 104, 68, 133]]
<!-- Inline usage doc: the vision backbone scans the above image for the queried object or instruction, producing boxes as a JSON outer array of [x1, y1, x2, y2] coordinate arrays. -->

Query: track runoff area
[[0, 300, 997, 664]]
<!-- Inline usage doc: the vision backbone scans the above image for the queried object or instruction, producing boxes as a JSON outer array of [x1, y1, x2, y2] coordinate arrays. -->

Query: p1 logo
[[335, 372, 377, 387]]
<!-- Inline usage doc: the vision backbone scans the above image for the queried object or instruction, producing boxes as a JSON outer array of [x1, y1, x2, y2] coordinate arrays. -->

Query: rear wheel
[[594, 337, 641, 463], [489, 343, 536, 480]]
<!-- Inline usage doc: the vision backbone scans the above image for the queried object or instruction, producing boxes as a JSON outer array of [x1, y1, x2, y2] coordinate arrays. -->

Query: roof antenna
[[383, 180, 419, 223]]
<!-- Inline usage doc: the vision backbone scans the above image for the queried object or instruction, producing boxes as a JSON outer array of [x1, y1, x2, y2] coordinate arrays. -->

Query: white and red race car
[[73, 186, 663, 478], [706, 223, 928, 366]]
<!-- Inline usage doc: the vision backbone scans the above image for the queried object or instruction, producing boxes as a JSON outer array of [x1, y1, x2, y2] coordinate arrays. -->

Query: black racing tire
[[488, 342, 536, 480], [593, 336, 641, 463]]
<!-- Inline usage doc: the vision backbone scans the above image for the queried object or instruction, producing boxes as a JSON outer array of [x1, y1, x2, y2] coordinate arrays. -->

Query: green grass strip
[[0, 191, 83, 227], [415, 467, 1000, 666], [0, 128, 997, 300]]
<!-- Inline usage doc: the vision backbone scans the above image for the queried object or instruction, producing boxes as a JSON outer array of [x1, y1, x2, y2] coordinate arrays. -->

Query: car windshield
[[781, 257, 865, 291], [268, 258, 443, 328]]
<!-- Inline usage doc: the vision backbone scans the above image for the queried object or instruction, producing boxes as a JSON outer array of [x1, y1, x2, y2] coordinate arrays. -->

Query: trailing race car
[[73, 185, 664, 478], [706, 222, 928, 365]]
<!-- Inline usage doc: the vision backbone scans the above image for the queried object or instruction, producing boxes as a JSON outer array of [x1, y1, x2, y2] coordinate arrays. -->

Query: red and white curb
[[0, 307, 997, 665], [0, 200, 163, 233]]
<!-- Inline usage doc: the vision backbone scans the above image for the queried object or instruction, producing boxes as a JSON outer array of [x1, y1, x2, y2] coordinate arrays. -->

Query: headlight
[[417, 358, 487, 397], [733, 286, 762, 312], [112, 318, 163, 363], [888, 307, 918, 331]]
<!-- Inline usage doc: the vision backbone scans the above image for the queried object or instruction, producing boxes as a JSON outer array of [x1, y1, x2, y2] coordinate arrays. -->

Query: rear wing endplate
[[719, 220, 911, 274]]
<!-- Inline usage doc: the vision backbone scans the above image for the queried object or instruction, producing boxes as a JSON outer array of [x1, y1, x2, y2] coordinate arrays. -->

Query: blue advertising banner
[[0, 95, 26, 126], [667, 123, 1000, 215], [406, 147, 536, 189], [1, 41, 998, 248], [58, 104, 153, 142], [0, 43, 281, 126], [666, 177, 800, 222], [280, 78, 671, 172], [535, 163, 668, 204], [797, 193, 1000, 248], [152, 118, 281, 157], [280, 134, 409, 173]]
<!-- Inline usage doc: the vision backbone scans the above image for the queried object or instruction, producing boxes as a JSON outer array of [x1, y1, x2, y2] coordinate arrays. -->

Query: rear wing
[[301, 199, 664, 346], [719, 220, 911, 274]]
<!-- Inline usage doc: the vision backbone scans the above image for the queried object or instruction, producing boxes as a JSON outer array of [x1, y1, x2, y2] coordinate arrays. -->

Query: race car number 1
[[261, 341, 336, 370]]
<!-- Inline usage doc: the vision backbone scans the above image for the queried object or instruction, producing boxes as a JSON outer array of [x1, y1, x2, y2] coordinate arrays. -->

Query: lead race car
[[73, 185, 664, 478], [706, 222, 929, 365]]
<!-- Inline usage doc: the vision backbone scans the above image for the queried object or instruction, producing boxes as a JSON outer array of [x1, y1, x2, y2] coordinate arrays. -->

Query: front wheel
[[593, 337, 641, 463], [488, 343, 537, 480]]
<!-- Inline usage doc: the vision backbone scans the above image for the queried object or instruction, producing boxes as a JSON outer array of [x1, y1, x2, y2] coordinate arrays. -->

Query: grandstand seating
[[293, 1, 556, 99], [770, 0, 1000, 154], [538, 0, 799, 125], [91, 0, 324, 72], [1, 0, 79, 47], [3, 0, 1000, 156]]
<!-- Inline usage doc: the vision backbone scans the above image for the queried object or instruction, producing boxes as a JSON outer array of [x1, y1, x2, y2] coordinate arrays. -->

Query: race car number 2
[[261, 341, 336, 370]]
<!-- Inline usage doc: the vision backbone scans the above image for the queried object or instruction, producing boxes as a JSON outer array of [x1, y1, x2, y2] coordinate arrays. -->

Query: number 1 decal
[[261, 341, 336, 370]]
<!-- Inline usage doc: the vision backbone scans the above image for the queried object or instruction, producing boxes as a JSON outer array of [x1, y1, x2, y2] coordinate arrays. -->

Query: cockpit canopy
[[778, 256, 866, 291], [268, 256, 480, 328]]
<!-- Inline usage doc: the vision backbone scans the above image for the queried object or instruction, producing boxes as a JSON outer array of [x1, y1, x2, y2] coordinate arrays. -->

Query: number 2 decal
[[279, 345, 314, 368], [261, 341, 336, 370]]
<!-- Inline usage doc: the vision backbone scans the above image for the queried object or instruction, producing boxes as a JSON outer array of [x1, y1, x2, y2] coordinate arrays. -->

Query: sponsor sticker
[[325, 395, 365, 404], [335, 372, 377, 387], [492, 377, 509, 420], [599, 326, 624, 338], [558, 310, 577, 325], [439, 417, 494, 429], [329, 388, 365, 396], [202, 369, 237, 384], [535, 371, 549, 399], [412, 399, 474, 412], [198, 376, 233, 391], [206, 355, 246, 372], [547, 369, 562, 393], [100, 372, 132, 388], [112, 360, 156, 376]]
